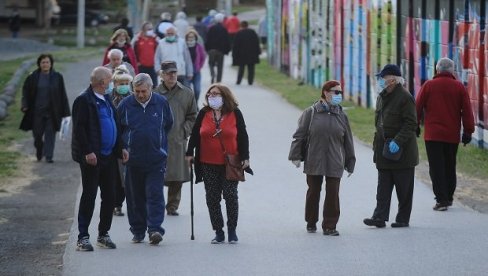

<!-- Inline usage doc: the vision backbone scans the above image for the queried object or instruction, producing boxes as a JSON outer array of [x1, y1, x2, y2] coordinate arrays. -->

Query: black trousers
[[237, 64, 256, 85], [425, 141, 459, 204], [32, 113, 56, 160], [138, 65, 157, 88], [77, 154, 117, 240], [114, 159, 126, 208], [208, 49, 224, 83], [372, 168, 415, 223]]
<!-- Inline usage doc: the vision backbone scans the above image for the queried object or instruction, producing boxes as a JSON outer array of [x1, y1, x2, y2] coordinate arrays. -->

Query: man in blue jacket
[[72, 66, 121, 251], [117, 73, 173, 245]]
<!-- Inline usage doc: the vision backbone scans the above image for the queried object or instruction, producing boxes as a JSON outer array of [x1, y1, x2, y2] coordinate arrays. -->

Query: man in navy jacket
[[72, 66, 122, 251], [117, 73, 173, 245]]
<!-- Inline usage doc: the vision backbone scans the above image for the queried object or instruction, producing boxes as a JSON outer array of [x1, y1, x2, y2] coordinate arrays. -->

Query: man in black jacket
[[71, 66, 121, 251], [232, 21, 261, 85], [205, 13, 231, 83]]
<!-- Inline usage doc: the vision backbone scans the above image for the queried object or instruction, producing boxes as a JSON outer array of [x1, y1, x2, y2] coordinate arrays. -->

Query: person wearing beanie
[[289, 80, 356, 236], [363, 64, 418, 229]]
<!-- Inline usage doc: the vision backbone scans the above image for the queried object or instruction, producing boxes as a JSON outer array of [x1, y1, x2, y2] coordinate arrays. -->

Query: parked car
[[53, 5, 109, 27]]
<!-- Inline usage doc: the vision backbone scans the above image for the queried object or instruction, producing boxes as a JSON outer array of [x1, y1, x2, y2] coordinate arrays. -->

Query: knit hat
[[376, 64, 401, 78]]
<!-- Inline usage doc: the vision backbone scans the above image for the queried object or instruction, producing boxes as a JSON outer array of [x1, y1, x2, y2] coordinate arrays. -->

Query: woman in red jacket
[[102, 29, 138, 74], [132, 22, 159, 87]]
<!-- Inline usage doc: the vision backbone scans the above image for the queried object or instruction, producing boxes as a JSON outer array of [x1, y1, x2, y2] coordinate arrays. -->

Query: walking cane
[[190, 161, 195, 240]]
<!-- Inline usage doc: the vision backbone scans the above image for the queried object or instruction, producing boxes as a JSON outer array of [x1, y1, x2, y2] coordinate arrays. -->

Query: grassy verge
[[254, 60, 488, 180], [0, 47, 103, 177]]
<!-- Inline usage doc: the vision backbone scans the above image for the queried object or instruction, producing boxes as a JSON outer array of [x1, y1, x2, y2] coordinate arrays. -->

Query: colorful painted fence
[[266, 0, 487, 148]]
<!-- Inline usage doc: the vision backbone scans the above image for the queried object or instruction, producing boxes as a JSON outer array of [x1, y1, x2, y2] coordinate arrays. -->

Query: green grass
[[30, 25, 115, 47], [0, 47, 103, 177], [254, 60, 488, 180]]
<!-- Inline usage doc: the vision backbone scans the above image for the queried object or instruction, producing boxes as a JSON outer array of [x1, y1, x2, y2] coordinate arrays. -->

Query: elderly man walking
[[416, 57, 475, 211], [155, 61, 197, 216], [71, 66, 121, 251], [154, 26, 193, 87], [117, 73, 173, 245], [363, 64, 419, 228], [104, 48, 136, 77], [205, 13, 231, 83]]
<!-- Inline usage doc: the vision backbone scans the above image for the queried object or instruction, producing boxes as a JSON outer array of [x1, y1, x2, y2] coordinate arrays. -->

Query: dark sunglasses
[[329, 90, 342, 95]]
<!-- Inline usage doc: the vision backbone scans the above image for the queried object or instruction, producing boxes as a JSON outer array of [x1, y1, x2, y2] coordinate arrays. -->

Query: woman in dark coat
[[232, 21, 261, 85], [20, 53, 71, 162]]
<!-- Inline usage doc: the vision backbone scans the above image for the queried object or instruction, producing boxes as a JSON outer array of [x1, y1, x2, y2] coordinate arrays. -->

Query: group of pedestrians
[[17, 10, 474, 252], [288, 60, 474, 235]]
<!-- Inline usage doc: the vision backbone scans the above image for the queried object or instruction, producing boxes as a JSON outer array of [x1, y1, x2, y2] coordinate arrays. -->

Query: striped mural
[[267, 0, 488, 148]]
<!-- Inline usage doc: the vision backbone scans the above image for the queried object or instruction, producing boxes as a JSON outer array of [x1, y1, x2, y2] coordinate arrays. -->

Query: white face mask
[[208, 96, 223, 110], [145, 30, 155, 37], [116, 39, 126, 46]]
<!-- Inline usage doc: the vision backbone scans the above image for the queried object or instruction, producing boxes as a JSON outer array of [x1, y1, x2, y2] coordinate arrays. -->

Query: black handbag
[[300, 106, 315, 161]]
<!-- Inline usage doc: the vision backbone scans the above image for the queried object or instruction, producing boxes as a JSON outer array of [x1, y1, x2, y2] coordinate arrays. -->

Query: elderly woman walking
[[289, 80, 356, 236]]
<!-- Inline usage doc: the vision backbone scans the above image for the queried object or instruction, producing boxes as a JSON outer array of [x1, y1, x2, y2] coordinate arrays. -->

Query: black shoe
[[131, 234, 145, 243], [97, 234, 116, 249], [306, 224, 317, 233], [228, 229, 238, 244], [211, 230, 225, 244], [46, 159, 53, 163], [76, 236, 94, 251], [36, 147, 43, 161], [149, 232, 163, 245], [448, 200, 453, 206], [323, 229, 340, 236], [391, 222, 409, 228], [433, 203, 448, 211], [113, 207, 124, 216], [167, 209, 179, 216], [363, 218, 386, 228]]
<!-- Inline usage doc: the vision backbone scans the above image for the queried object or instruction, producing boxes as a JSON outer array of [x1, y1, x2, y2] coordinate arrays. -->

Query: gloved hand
[[416, 126, 421, 137], [462, 133, 472, 146], [389, 140, 400, 153], [292, 160, 301, 168]]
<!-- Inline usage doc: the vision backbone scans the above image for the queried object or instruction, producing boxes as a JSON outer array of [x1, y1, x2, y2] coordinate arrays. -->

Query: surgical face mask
[[105, 81, 114, 94], [165, 35, 176, 42], [331, 94, 343, 106], [116, 84, 130, 95], [187, 39, 196, 47], [377, 78, 386, 92], [116, 39, 126, 46], [208, 96, 223, 110], [145, 30, 155, 37]]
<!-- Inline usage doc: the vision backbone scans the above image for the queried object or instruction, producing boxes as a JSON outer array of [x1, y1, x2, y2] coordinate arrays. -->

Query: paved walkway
[[61, 55, 488, 275]]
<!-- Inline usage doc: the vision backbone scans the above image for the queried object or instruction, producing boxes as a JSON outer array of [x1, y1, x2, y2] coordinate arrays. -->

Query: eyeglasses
[[328, 90, 342, 95], [207, 91, 221, 97]]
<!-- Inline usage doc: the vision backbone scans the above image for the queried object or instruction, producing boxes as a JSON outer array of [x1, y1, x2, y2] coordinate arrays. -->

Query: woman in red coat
[[102, 29, 138, 74]]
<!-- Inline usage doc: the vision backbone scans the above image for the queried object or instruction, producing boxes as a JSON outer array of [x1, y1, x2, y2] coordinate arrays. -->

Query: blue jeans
[[190, 71, 202, 103], [125, 163, 166, 236]]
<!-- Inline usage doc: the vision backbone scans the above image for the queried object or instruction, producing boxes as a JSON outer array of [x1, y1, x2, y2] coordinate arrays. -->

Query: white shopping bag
[[59, 116, 71, 141]]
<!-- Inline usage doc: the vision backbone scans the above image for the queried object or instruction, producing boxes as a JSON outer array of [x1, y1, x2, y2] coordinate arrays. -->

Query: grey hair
[[108, 48, 123, 59], [161, 12, 172, 20], [132, 73, 153, 89], [436, 57, 455, 73], [90, 66, 112, 85], [214, 13, 225, 23], [391, 76, 405, 86]]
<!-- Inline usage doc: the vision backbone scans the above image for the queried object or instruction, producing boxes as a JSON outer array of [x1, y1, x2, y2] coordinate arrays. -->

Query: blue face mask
[[105, 81, 114, 94], [116, 84, 130, 95], [331, 94, 343, 106], [377, 78, 386, 92]]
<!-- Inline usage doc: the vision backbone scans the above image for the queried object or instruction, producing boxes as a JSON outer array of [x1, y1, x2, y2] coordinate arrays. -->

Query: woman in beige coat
[[288, 80, 356, 236]]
